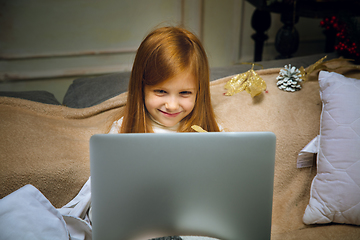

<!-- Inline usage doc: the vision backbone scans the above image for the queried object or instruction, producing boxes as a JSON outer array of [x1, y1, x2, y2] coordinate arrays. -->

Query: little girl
[[60, 27, 222, 240], [109, 26, 221, 133]]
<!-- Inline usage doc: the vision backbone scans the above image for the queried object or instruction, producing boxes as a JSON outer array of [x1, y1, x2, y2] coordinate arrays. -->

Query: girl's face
[[144, 71, 197, 127]]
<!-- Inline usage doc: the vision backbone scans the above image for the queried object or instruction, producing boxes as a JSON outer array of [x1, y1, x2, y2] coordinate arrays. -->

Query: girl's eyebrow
[[181, 89, 196, 92], [180, 87, 196, 91], [149, 84, 196, 92]]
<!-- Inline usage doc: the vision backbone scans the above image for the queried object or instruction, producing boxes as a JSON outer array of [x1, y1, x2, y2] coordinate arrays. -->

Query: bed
[[0, 52, 359, 239]]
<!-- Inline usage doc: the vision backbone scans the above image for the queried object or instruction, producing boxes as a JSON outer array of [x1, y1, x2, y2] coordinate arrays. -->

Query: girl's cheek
[[186, 100, 196, 110]]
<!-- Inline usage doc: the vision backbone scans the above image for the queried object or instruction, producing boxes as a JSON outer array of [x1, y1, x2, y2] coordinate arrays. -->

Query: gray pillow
[[62, 72, 130, 108], [0, 91, 61, 105]]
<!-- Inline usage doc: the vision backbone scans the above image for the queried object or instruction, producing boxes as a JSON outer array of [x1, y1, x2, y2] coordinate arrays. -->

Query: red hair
[[121, 26, 220, 133]]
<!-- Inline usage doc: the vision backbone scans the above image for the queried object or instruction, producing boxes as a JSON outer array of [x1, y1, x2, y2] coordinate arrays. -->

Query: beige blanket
[[1, 66, 359, 239]]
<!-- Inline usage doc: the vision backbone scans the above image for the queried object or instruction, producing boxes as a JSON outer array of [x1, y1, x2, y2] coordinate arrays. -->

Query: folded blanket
[[0, 93, 127, 207], [1, 64, 359, 239]]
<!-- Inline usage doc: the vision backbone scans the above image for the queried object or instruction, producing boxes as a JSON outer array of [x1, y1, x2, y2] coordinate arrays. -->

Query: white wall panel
[[0, 0, 182, 58], [0, 0, 326, 81]]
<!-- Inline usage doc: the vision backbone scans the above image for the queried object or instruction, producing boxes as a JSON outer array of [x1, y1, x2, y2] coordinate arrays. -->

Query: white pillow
[[303, 71, 360, 225], [0, 185, 69, 240]]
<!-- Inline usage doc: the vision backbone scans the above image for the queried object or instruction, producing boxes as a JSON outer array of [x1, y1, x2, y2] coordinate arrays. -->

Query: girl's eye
[[180, 91, 193, 96], [154, 89, 166, 95]]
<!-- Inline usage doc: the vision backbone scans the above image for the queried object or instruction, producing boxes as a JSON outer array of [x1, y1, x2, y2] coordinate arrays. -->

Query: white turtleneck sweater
[[109, 116, 179, 133]]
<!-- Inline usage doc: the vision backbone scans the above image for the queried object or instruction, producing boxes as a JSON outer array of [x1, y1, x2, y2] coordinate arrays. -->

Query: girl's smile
[[144, 71, 197, 127], [158, 109, 182, 118]]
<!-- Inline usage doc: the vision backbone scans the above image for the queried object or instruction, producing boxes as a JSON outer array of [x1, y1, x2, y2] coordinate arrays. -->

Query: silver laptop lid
[[90, 132, 276, 240]]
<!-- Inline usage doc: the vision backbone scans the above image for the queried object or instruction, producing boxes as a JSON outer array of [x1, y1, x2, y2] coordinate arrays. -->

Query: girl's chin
[[150, 114, 181, 128], [158, 120, 180, 128]]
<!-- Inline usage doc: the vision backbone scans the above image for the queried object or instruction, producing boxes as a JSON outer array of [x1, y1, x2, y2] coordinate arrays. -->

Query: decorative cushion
[[62, 72, 130, 108], [0, 185, 69, 240], [303, 71, 360, 225]]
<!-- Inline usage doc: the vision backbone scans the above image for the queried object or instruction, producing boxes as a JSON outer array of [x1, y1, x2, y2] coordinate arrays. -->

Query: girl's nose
[[165, 98, 179, 111]]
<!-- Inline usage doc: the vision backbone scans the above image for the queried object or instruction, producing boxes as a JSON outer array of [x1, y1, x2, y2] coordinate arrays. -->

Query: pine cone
[[276, 64, 302, 92]]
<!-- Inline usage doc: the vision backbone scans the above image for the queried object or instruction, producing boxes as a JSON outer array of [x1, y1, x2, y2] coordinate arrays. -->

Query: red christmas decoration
[[321, 15, 360, 62]]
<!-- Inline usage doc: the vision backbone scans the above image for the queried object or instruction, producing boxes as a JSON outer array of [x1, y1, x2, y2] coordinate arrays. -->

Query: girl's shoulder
[[108, 117, 123, 134]]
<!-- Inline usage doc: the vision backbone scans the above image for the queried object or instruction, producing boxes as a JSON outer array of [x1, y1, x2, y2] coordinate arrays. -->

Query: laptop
[[90, 132, 276, 240]]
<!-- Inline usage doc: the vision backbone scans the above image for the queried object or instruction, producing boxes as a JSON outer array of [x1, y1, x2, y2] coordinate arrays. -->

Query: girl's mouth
[[158, 109, 181, 117]]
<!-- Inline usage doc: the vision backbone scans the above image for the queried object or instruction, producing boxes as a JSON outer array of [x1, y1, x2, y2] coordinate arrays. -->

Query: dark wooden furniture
[[247, 0, 360, 61]]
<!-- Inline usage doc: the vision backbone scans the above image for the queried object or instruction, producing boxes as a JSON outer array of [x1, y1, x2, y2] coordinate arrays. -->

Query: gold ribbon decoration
[[191, 125, 207, 132], [224, 64, 267, 97], [300, 55, 360, 81]]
